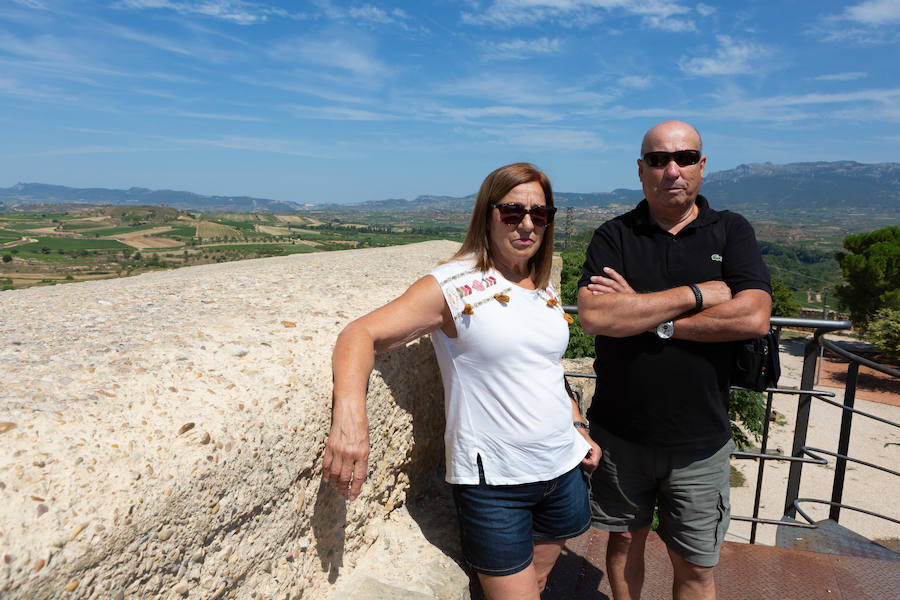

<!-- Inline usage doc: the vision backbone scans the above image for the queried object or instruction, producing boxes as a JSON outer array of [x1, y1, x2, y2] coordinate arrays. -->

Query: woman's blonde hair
[[449, 162, 555, 289]]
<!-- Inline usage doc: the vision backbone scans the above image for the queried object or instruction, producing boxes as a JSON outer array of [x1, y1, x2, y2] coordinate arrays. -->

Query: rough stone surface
[[0, 241, 468, 599]]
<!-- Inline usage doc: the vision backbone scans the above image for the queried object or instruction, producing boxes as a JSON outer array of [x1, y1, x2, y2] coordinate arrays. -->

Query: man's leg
[[606, 525, 650, 600], [667, 547, 716, 600], [656, 439, 734, 600]]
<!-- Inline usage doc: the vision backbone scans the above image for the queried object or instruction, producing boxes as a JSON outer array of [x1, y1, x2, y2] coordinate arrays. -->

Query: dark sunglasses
[[641, 150, 701, 168], [491, 203, 556, 227]]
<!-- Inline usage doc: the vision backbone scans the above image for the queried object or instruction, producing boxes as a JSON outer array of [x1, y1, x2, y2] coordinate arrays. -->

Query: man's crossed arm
[[577, 267, 771, 342]]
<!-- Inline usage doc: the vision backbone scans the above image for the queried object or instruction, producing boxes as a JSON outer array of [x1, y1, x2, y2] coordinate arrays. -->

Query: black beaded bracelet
[[688, 283, 703, 311]]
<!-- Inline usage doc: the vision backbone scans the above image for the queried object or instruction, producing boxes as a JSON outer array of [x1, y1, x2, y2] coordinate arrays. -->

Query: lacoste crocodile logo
[[711, 254, 723, 262]]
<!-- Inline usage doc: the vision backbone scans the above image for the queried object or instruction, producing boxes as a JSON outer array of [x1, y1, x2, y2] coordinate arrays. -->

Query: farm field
[[0, 200, 852, 315], [0, 204, 467, 290]]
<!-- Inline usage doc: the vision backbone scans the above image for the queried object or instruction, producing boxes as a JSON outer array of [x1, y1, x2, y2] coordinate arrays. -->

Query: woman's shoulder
[[430, 255, 480, 282]]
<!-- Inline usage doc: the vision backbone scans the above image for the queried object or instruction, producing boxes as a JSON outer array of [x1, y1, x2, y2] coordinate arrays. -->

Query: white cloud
[[461, 0, 694, 31], [11, 0, 47, 9], [843, 0, 900, 26], [696, 3, 716, 17], [482, 125, 604, 151], [483, 37, 563, 60], [174, 111, 266, 122], [619, 75, 651, 89], [113, 0, 293, 25], [679, 35, 773, 76], [815, 72, 868, 81], [270, 35, 387, 80], [289, 104, 399, 121]]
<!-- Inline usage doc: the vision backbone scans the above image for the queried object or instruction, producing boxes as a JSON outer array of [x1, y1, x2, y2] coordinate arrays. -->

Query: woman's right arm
[[322, 274, 451, 500]]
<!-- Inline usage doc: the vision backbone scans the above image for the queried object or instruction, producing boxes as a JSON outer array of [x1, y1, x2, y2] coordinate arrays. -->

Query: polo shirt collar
[[635, 194, 719, 234]]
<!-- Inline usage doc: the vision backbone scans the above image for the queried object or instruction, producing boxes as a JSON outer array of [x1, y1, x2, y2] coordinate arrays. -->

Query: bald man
[[577, 121, 772, 599]]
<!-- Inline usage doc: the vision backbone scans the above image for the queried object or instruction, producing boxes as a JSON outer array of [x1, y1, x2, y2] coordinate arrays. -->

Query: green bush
[[729, 388, 766, 450], [866, 308, 900, 359]]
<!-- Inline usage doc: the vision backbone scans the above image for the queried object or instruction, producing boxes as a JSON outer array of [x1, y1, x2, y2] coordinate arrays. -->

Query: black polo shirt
[[578, 196, 771, 451]]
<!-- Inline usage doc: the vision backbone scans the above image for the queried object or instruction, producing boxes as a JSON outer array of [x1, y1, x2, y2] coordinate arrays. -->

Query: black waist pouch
[[732, 330, 781, 392]]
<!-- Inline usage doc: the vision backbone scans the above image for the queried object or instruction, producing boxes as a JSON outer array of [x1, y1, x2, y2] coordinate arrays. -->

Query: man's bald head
[[641, 121, 702, 156]]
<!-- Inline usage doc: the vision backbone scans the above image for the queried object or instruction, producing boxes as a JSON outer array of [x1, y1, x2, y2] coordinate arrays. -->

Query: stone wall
[[0, 241, 471, 599]]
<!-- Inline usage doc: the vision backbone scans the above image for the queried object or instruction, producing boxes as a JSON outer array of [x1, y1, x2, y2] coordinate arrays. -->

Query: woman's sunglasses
[[641, 150, 701, 168], [491, 203, 557, 227]]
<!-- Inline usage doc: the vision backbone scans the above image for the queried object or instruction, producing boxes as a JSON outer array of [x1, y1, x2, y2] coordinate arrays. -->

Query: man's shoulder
[[595, 202, 645, 234]]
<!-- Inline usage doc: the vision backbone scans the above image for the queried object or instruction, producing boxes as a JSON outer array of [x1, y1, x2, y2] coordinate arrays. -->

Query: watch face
[[657, 321, 674, 339]]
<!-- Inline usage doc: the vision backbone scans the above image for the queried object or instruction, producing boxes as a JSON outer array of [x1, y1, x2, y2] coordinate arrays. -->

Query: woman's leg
[[477, 540, 564, 599], [477, 564, 540, 600], [532, 540, 566, 592]]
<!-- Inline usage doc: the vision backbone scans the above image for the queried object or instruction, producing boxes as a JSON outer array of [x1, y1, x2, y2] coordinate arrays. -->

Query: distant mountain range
[[1, 161, 898, 213]]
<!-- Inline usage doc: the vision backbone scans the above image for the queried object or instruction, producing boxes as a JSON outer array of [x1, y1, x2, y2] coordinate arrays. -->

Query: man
[[577, 120, 771, 599]]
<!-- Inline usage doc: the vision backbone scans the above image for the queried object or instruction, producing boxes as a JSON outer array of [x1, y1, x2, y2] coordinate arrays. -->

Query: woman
[[322, 162, 600, 599]]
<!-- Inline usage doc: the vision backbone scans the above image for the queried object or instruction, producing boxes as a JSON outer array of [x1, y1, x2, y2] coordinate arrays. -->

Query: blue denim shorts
[[452, 464, 590, 576]]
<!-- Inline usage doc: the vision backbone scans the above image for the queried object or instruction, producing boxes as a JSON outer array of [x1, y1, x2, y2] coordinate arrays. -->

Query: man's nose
[[663, 160, 681, 177]]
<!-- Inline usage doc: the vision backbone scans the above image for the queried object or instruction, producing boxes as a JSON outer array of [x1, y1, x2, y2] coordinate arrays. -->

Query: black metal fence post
[[784, 333, 823, 517], [830, 361, 859, 522]]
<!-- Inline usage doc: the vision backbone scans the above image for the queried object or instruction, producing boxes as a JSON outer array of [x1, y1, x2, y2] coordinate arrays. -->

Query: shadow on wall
[[310, 336, 465, 582], [312, 481, 348, 583], [375, 338, 468, 565]]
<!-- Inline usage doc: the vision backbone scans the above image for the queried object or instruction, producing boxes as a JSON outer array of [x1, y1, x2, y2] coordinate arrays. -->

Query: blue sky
[[1, 1, 899, 205]]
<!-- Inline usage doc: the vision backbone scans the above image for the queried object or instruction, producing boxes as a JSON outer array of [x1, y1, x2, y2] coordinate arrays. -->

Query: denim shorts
[[452, 464, 590, 576], [588, 424, 734, 567]]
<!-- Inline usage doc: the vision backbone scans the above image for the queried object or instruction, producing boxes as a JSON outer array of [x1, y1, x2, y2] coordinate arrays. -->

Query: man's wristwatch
[[656, 320, 674, 339], [573, 421, 589, 430]]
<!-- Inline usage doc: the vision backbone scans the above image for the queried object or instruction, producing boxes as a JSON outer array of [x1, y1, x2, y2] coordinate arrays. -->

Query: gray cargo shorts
[[588, 423, 734, 567]]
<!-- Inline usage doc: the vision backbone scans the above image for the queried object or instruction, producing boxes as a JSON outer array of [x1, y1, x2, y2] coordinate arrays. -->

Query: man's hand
[[586, 267, 635, 295], [322, 414, 370, 501], [696, 280, 732, 308], [579, 430, 602, 473]]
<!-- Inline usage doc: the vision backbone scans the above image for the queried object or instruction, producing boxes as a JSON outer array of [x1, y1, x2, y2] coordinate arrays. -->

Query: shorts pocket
[[713, 491, 730, 546]]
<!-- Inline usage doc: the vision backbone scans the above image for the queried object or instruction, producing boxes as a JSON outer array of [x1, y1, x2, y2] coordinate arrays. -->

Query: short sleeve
[[578, 223, 624, 289], [721, 213, 771, 295]]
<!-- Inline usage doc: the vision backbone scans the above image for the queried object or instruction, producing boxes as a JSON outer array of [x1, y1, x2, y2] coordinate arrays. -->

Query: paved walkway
[[541, 528, 900, 600]]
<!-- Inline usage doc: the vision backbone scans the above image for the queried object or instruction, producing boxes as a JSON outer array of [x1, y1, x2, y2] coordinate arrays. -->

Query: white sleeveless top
[[429, 257, 591, 485]]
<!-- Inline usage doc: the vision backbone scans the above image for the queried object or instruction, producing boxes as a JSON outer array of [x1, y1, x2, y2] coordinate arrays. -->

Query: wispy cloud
[[815, 72, 868, 81], [271, 35, 387, 79], [461, 0, 695, 32], [679, 35, 773, 76], [174, 111, 266, 122], [431, 73, 612, 108], [313, 0, 412, 29], [11, 0, 48, 9], [842, 0, 900, 26], [619, 75, 651, 89], [482, 37, 563, 60], [482, 125, 604, 151], [113, 0, 292, 25], [288, 104, 399, 122]]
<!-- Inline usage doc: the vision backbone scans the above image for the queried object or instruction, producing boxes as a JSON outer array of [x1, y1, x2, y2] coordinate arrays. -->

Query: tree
[[2, 254, 11, 263], [866, 309, 900, 359], [835, 226, 900, 328], [770, 278, 801, 317]]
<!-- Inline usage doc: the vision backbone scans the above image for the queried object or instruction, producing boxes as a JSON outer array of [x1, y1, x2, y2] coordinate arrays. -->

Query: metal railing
[[562, 308, 900, 544]]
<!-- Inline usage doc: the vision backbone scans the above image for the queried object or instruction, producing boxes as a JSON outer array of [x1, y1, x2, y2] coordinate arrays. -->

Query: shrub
[[866, 308, 900, 359]]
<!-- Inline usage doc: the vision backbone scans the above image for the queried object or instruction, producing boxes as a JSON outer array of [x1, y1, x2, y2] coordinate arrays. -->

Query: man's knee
[[669, 549, 715, 585], [608, 527, 650, 554]]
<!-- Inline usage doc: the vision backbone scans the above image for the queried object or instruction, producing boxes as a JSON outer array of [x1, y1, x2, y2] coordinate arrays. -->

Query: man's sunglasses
[[641, 150, 701, 168], [491, 203, 557, 227]]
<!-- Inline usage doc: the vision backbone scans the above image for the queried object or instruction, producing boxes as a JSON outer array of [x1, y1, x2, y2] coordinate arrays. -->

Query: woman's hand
[[322, 407, 370, 500]]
